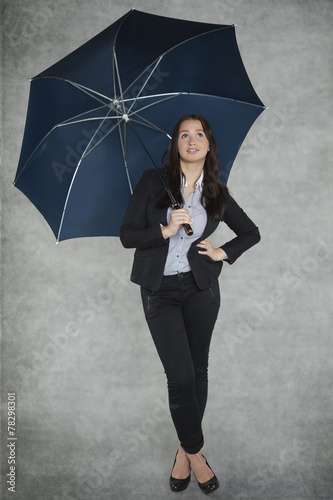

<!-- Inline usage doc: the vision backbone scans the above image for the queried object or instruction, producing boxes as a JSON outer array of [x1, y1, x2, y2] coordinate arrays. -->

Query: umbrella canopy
[[14, 9, 265, 242]]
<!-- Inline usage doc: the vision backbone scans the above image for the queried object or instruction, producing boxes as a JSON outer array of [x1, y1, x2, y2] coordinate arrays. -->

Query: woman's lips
[[187, 149, 199, 154]]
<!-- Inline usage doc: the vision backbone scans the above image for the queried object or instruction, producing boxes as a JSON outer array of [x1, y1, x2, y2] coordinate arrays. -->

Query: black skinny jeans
[[140, 271, 220, 454]]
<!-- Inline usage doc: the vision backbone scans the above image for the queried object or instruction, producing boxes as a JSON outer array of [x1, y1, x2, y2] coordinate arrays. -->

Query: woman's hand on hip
[[161, 208, 193, 239], [197, 239, 229, 261]]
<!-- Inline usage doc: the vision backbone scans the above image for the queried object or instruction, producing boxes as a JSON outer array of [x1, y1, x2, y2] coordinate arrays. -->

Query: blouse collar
[[181, 169, 204, 190]]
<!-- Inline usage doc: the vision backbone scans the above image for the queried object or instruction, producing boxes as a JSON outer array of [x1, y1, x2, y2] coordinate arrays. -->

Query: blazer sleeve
[[120, 170, 168, 250], [220, 195, 261, 264]]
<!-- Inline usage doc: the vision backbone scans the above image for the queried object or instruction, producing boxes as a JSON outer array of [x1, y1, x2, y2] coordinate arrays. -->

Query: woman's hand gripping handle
[[161, 207, 193, 239]]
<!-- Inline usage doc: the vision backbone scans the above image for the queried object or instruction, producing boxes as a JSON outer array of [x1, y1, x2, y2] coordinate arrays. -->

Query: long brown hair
[[158, 114, 229, 221]]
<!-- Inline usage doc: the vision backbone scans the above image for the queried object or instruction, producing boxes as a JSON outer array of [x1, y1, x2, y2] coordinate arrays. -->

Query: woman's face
[[177, 119, 210, 165]]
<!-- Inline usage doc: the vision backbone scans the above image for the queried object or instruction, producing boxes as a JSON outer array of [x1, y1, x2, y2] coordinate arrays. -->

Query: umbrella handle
[[182, 223, 194, 236], [172, 203, 194, 236]]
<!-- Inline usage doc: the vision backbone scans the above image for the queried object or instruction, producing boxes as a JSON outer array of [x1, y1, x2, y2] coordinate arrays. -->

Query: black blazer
[[120, 169, 260, 291]]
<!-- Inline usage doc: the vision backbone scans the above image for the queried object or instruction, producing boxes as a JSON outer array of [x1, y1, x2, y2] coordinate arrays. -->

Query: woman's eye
[[197, 133, 204, 138], [181, 134, 188, 139]]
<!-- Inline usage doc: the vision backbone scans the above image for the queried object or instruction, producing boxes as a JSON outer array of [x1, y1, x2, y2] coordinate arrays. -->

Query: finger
[[198, 247, 212, 255], [173, 208, 188, 214], [198, 249, 211, 255], [173, 208, 192, 220], [197, 241, 211, 248], [172, 214, 193, 224], [172, 216, 193, 225]]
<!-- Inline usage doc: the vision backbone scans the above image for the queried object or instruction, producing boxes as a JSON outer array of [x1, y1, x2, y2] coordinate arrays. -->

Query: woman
[[120, 114, 260, 494]]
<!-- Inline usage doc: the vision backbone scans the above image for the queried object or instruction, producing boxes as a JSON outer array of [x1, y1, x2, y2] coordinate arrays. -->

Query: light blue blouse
[[163, 171, 207, 275]]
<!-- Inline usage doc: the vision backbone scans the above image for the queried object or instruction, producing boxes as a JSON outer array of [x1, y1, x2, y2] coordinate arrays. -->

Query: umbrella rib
[[14, 126, 58, 184], [185, 91, 266, 109], [111, 8, 134, 114], [57, 160, 83, 242], [57, 109, 117, 241], [57, 116, 119, 128], [33, 76, 113, 106], [113, 49, 126, 113], [78, 120, 120, 158], [77, 106, 119, 160], [14, 112, 119, 185], [70, 81, 112, 106], [112, 48, 117, 101], [129, 116, 172, 139], [123, 91, 181, 103], [131, 91, 265, 111], [116, 118, 133, 195], [126, 94, 182, 140], [127, 56, 163, 115], [123, 25, 232, 97], [60, 104, 110, 125], [128, 93, 181, 118]]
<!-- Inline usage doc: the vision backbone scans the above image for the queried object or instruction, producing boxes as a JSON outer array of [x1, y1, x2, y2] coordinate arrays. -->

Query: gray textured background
[[1, 1, 332, 499]]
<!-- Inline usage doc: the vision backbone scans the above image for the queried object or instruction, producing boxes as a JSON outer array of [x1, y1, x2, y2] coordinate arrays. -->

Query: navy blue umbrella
[[14, 9, 265, 242]]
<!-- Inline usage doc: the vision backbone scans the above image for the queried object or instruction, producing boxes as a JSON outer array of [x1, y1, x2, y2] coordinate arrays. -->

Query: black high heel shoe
[[195, 455, 219, 495], [169, 450, 191, 493]]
